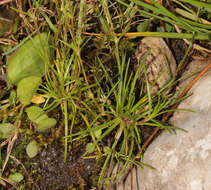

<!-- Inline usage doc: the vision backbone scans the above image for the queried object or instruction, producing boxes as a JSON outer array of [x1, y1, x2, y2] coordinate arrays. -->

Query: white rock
[[115, 60, 211, 190]]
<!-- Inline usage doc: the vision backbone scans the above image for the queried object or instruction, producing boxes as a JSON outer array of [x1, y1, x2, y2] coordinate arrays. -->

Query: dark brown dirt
[[169, 39, 188, 64], [0, 141, 99, 190], [30, 142, 98, 190]]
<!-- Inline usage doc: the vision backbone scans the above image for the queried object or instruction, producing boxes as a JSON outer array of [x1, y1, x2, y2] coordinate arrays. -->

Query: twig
[[82, 31, 210, 40], [2, 120, 21, 173], [0, 0, 13, 5], [9, 155, 41, 190], [126, 117, 150, 126], [174, 24, 211, 54], [1, 138, 10, 147], [0, 175, 18, 189], [0, 38, 17, 46], [0, 104, 22, 122]]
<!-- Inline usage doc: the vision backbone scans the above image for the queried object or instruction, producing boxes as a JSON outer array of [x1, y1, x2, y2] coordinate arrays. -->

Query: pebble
[[135, 37, 176, 94]]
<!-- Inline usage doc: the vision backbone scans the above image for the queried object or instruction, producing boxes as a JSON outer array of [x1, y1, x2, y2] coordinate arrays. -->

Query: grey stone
[[115, 61, 211, 190], [135, 37, 176, 94]]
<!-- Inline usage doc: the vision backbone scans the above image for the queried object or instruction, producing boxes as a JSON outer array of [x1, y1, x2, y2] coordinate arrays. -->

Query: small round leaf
[[9, 172, 24, 183], [37, 118, 56, 132], [26, 106, 47, 123], [86, 143, 95, 154], [17, 76, 41, 105], [26, 140, 38, 158], [104, 146, 112, 155], [0, 123, 15, 139], [94, 129, 102, 139]]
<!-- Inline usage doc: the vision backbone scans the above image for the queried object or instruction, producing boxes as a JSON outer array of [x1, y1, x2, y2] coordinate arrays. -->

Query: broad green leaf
[[104, 146, 112, 155], [0, 123, 15, 138], [86, 143, 95, 153], [94, 129, 102, 139], [8, 33, 50, 85], [9, 172, 24, 183], [165, 23, 173, 32], [26, 106, 56, 132], [35, 114, 49, 123], [137, 20, 150, 32], [26, 140, 38, 158], [26, 106, 47, 122], [37, 118, 56, 132], [17, 76, 41, 105]]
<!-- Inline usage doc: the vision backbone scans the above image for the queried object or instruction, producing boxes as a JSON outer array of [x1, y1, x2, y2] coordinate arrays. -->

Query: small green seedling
[[0, 123, 15, 139], [9, 172, 24, 183], [26, 140, 38, 158], [26, 106, 56, 132]]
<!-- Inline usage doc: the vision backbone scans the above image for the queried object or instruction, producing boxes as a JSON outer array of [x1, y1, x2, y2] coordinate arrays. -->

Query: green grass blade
[[178, 0, 211, 9]]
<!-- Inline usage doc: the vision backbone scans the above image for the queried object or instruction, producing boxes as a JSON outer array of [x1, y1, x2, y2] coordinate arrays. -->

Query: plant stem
[[83, 31, 210, 40], [121, 32, 210, 40], [63, 100, 68, 162]]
